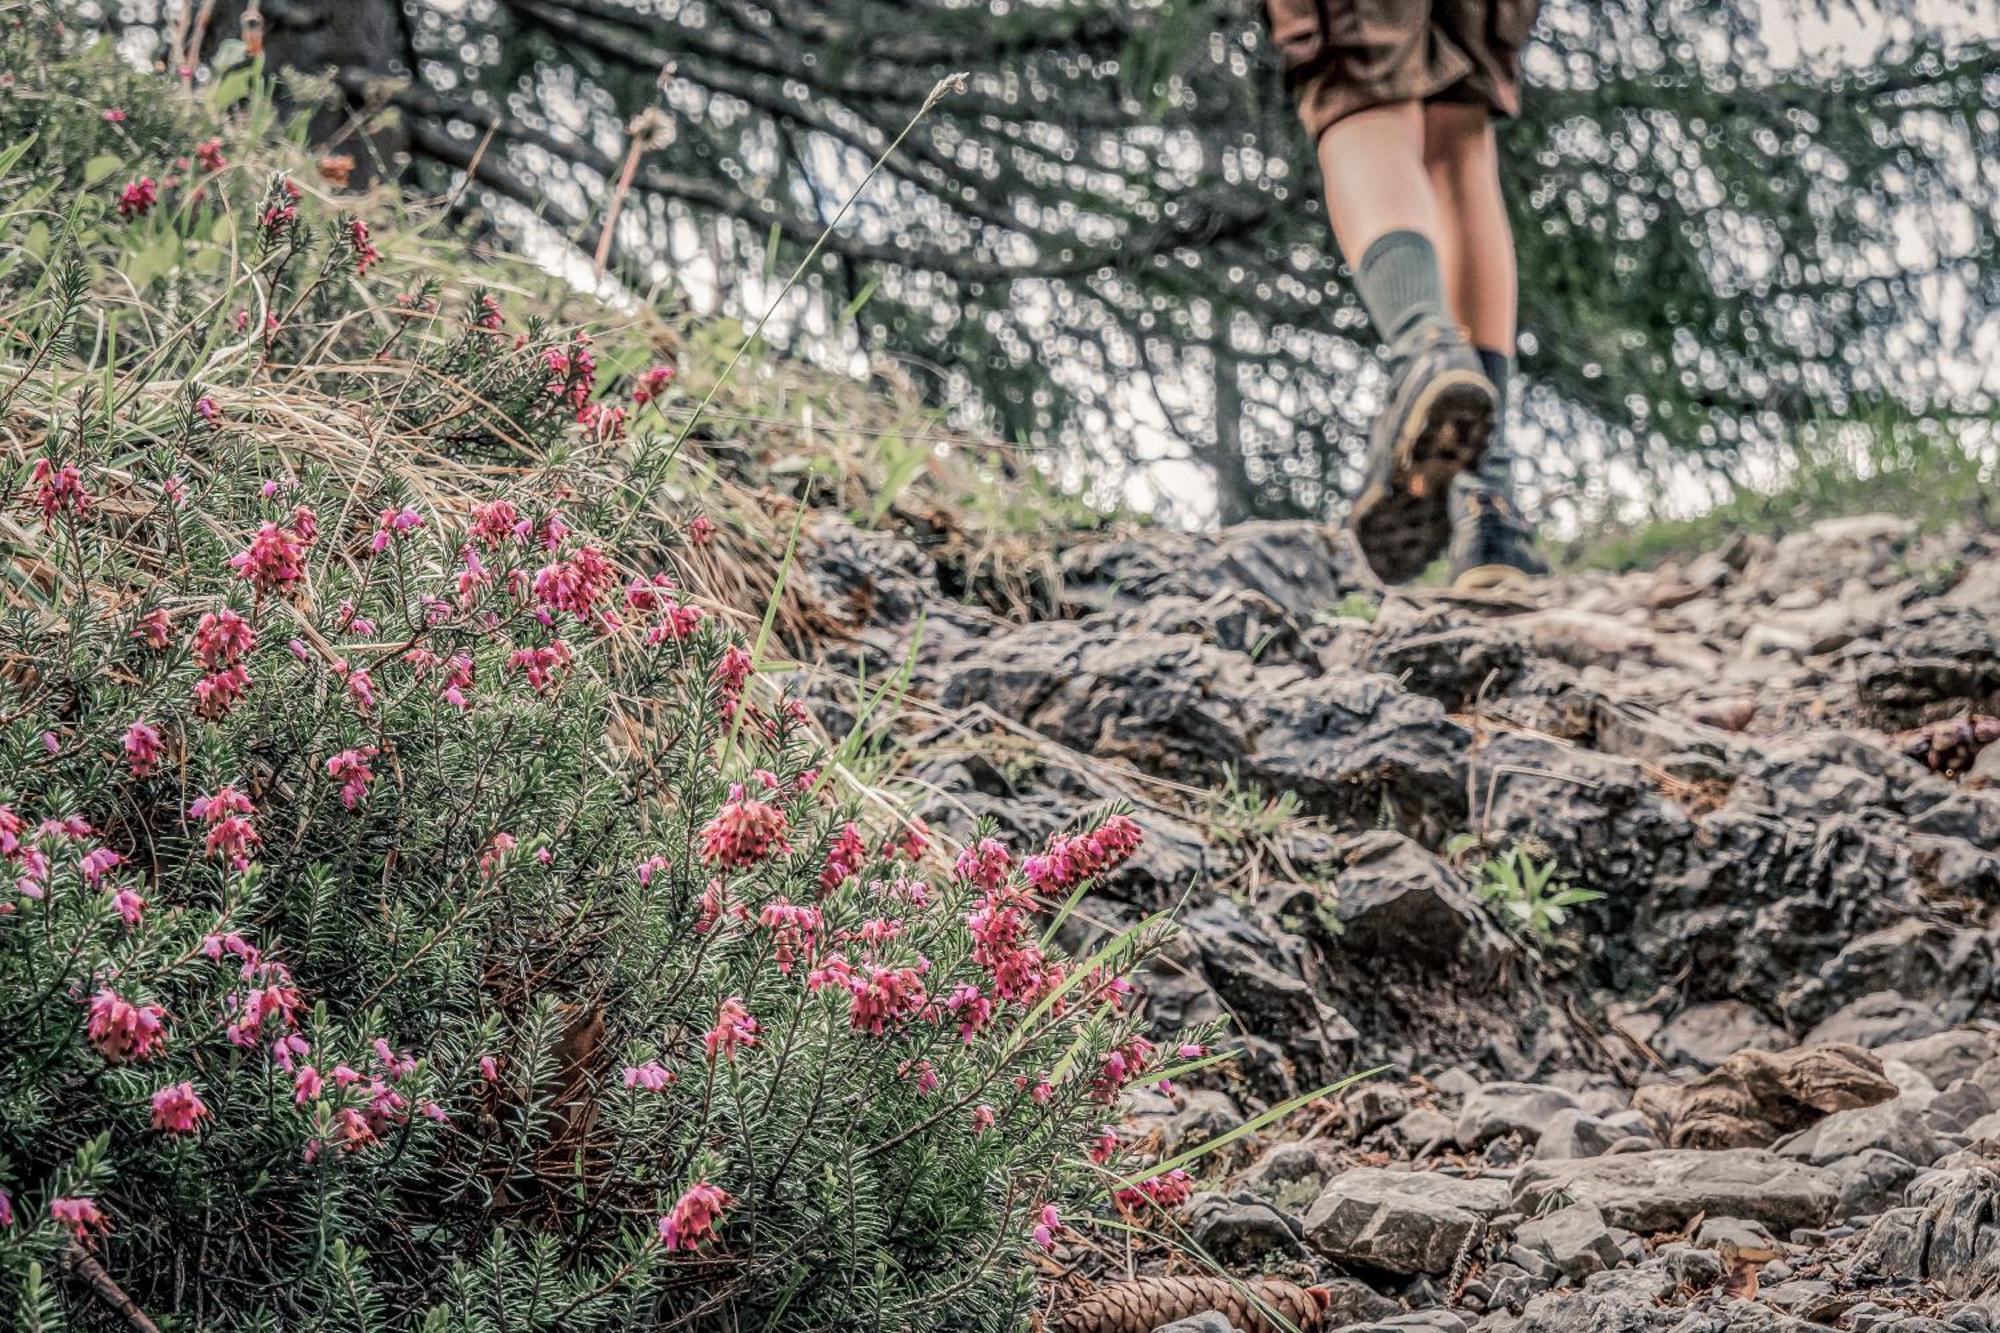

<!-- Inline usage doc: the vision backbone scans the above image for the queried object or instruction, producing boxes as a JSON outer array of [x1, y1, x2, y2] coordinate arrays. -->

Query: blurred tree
[[153, 0, 2000, 522]]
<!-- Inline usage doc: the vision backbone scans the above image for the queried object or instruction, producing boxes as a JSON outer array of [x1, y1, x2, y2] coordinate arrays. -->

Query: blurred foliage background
[[93, 0, 2000, 528]]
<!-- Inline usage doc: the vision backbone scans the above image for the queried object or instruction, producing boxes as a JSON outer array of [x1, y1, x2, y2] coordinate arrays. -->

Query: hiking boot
[[1348, 323, 1495, 584], [1447, 479, 1548, 589]]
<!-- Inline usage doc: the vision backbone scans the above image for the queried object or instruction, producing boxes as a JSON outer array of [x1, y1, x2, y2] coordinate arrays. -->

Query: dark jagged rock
[[1856, 609, 2000, 725], [1058, 521, 1369, 624]]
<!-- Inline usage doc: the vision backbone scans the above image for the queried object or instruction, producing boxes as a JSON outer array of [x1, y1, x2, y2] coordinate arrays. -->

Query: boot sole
[[1351, 371, 1495, 584], [1452, 562, 1542, 592]]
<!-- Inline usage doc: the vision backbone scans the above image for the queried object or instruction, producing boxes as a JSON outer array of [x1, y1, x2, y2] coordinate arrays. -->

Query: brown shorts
[[1264, 0, 1540, 141]]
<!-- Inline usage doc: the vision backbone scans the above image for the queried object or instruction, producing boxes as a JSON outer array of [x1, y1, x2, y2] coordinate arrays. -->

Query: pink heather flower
[[954, 838, 1013, 892], [80, 847, 123, 887], [1114, 1169, 1193, 1213], [578, 402, 626, 440], [819, 823, 866, 895], [349, 218, 381, 274], [703, 997, 759, 1062], [117, 177, 158, 218], [632, 364, 676, 404], [345, 668, 376, 714], [132, 608, 173, 650], [103, 108, 126, 122], [49, 1197, 109, 1243], [479, 832, 517, 880], [506, 641, 573, 695], [294, 1066, 324, 1103], [193, 608, 255, 668], [112, 887, 146, 926], [533, 544, 616, 620], [441, 653, 475, 711], [847, 964, 928, 1036], [657, 1181, 728, 1252], [887, 818, 929, 861], [0, 1187, 12, 1227], [1024, 815, 1144, 894], [476, 294, 504, 330], [697, 786, 789, 869], [29, 458, 90, 519], [195, 395, 219, 422], [622, 1061, 676, 1092], [1089, 1126, 1120, 1164], [1034, 1203, 1062, 1252], [1093, 1036, 1156, 1103], [374, 1037, 416, 1080], [688, 515, 717, 546], [224, 972, 303, 1050], [636, 854, 670, 887], [195, 137, 226, 171], [40, 730, 58, 754], [758, 899, 822, 974], [229, 521, 306, 595], [469, 499, 518, 549], [192, 664, 251, 720], [123, 720, 165, 777], [290, 504, 319, 546], [1178, 1043, 1207, 1059], [899, 1058, 939, 1093], [190, 786, 259, 870], [370, 505, 422, 554], [944, 983, 994, 1042], [150, 1081, 211, 1135], [971, 1104, 996, 1134], [478, 1055, 500, 1082], [86, 988, 168, 1062]]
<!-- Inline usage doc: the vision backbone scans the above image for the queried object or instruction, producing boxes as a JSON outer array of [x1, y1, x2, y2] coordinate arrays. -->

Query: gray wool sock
[[1475, 346, 1515, 497], [1354, 230, 1451, 344]]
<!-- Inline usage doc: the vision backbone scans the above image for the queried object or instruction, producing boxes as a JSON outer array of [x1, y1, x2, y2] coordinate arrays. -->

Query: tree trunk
[[207, 0, 413, 185], [1207, 346, 1258, 527]]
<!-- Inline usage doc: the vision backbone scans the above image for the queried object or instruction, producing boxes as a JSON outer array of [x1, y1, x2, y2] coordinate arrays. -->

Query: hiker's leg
[[1315, 99, 1438, 269], [1316, 102, 1453, 344], [1421, 100, 1515, 354]]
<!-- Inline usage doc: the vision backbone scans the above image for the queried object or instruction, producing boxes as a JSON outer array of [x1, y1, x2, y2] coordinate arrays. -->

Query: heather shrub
[[0, 16, 1205, 1330]]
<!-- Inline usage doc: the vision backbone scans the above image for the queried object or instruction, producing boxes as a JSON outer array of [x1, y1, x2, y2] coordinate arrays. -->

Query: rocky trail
[[785, 508, 2000, 1332]]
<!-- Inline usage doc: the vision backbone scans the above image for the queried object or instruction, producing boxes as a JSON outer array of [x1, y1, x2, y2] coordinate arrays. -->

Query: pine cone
[[1058, 1275, 1326, 1333]]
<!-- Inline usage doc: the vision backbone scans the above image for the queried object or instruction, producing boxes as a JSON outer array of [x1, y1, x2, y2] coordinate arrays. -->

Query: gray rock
[[1395, 1107, 1456, 1150], [1346, 1082, 1412, 1139], [1829, 1149, 1923, 1219], [1774, 1097, 1948, 1168], [1660, 1243, 1724, 1288], [1302, 1167, 1510, 1275], [1185, 1192, 1308, 1268], [1516, 1203, 1626, 1281], [1536, 1108, 1626, 1161], [1457, 1083, 1584, 1151], [1432, 1067, 1482, 1101], [1804, 990, 1951, 1049], [1513, 1150, 1839, 1233], [1327, 831, 1494, 964], [1166, 1090, 1247, 1153], [1338, 1315, 1468, 1333], [1151, 1315, 1238, 1333], [1693, 1216, 1779, 1253], [1236, 1139, 1346, 1213], [1964, 1110, 2000, 1144], [1315, 1279, 1401, 1328], [1493, 1266, 1678, 1332], [1878, 1030, 2000, 1087], [1654, 1002, 1793, 1070], [1850, 1166, 2000, 1295], [1929, 1081, 1997, 1135]]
